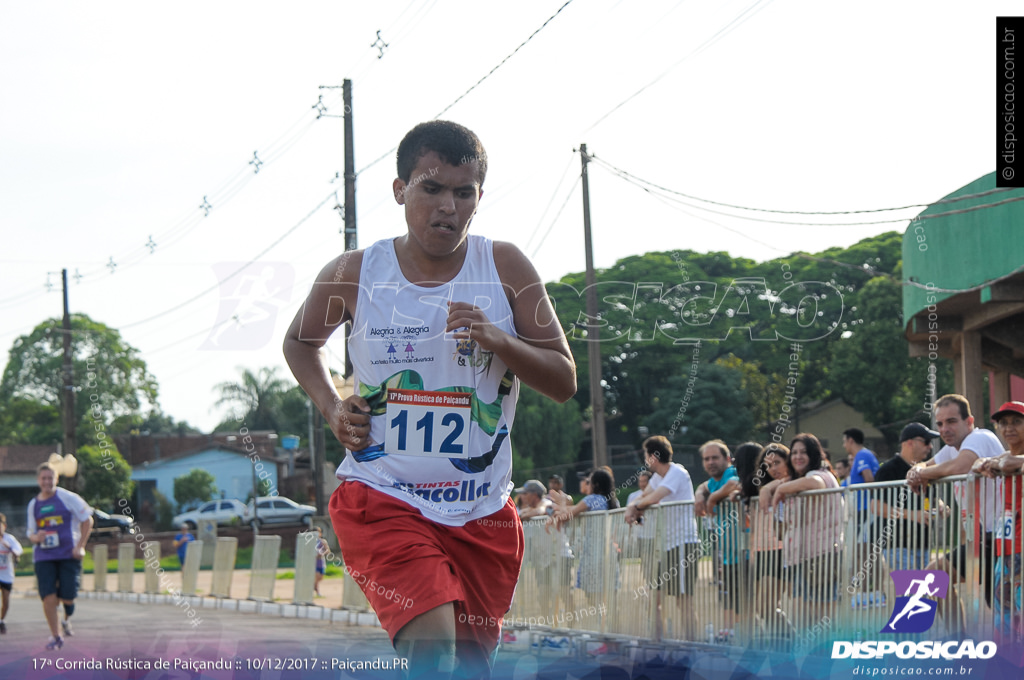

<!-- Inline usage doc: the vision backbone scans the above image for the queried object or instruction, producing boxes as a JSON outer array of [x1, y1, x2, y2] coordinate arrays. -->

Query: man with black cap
[[871, 422, 943, 571]]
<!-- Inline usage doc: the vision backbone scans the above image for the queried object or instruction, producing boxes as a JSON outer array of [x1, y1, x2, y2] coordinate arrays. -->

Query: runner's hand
[[330, 395, 372, 450], [446, 302, 504, 353]]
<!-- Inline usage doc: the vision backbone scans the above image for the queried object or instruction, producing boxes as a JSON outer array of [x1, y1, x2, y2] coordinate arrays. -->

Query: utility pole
[[579, 145, 608, 469], [60, 269, 77, 471], [342, 78, 357, 379]]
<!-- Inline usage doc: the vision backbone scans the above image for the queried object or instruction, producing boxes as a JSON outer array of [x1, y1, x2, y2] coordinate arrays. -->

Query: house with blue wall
[[131, 445, 278, 511]]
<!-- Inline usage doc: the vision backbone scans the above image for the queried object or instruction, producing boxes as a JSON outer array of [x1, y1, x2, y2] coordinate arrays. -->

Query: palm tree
[[215, 367, 291, 431]]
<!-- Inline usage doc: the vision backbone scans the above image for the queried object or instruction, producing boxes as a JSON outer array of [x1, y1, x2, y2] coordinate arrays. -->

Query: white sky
[[0, 1, 1013, 433]]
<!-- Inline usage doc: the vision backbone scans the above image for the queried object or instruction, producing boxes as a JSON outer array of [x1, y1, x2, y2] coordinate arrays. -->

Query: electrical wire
[[530, 174, 582, 258], [590, 156, 1017, 216], [356, 0, 578, 177], [118, 191, 337, 331], [583, 0, 775, 135]]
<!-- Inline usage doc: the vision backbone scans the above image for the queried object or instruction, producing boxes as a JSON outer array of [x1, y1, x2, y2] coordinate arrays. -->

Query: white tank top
[[335, 235, 519, 526]]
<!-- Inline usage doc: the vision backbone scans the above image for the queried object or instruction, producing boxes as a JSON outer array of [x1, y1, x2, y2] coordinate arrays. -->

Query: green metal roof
[[902, 172, 1024, 326]]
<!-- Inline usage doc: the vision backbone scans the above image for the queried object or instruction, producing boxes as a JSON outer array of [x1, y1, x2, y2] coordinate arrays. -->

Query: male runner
[[284, 121, 576, 679]]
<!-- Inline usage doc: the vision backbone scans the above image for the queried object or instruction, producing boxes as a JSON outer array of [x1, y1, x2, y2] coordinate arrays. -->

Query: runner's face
[[394, 151, 482, 260], [934, 404, 972, 448], [790, 442, 809, 475], [997, 414, 1024, 451], [37, 469, 56, 493]]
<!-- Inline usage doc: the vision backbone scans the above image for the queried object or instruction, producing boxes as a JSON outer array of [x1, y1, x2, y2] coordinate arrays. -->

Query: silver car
[[244, 496, 316, 528], [172, 499, 247, 530]]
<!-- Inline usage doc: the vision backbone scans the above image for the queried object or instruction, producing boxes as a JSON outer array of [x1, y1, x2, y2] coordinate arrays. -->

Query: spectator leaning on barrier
[[746, 444, 790, 636], [871, 422, 943, 571], [843, 427, 882, 605], [27, 462, 93, 650], [973, 400, 1024, 633], [909, 393, 1004, 622], [834, 458, 851, 487], [0, 513, 25, 635], [546, 474, 573, 509], [693, 440, 741, 640], [625, 435, 701, 640], [516, 480, 552, 520], [627, 470, 652, 506], [760, 433, 844, 626], [550, 469, 619, 606]]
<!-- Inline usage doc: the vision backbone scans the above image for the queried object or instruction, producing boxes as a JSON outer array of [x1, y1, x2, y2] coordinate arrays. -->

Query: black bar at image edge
[[997, 17, 1024, 187]]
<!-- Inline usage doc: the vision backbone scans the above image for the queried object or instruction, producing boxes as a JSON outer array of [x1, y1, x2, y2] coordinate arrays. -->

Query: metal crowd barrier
[[512, 469, 1024, 650]]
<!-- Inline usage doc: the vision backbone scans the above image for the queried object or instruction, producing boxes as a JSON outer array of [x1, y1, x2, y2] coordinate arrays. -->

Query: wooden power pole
[[60, 268, 76, 461], [579, 145, 608, 469]]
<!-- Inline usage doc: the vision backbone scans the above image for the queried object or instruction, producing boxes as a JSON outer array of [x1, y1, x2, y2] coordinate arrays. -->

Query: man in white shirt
[[907, 393, 1004, 633], [625, 435, 700, 640]]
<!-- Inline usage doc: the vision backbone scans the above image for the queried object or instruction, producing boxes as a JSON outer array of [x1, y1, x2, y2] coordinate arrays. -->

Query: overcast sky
[[0, 1, 1013, 433]]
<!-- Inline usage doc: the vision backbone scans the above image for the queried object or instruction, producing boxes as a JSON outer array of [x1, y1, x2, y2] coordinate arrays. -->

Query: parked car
[[244, 496, 316, 528], [171, 499, 247, 530], [91, 508, 138, 537]]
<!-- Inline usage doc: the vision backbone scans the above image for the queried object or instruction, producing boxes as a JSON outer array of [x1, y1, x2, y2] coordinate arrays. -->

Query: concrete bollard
[[293, 531, 318, 606], [210, 537, 238, 599], [93, 543, 108, 592], [117, 543, 135, 593], [248, 535, 281, 603], [181, 540, 203, 596], [143, 541, 161, 594]]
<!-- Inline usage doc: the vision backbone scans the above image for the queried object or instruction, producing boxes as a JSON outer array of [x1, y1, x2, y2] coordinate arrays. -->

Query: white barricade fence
[[509, 470, 1024, 650]]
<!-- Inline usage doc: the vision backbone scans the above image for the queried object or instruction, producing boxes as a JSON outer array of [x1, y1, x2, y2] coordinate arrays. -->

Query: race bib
[[40, 531, 60, 549], [0, 553, 8, 568], [1001, 510, 1017, 540], [384, 389, 472, 458]]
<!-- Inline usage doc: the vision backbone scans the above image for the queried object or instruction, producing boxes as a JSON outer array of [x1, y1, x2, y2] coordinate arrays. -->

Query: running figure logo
[[882, 570, 950, 634]]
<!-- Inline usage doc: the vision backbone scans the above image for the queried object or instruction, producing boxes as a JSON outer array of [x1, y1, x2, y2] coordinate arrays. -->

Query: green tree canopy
[[510, 384, 585, 482], [0, 397, 62, 445], [0, 314, 158, 446], [77, 444, 134, 510], [173, 468, 218, 510]]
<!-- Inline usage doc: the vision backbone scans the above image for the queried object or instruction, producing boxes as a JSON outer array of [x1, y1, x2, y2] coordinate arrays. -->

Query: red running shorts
[[328, 481, 524, 651]]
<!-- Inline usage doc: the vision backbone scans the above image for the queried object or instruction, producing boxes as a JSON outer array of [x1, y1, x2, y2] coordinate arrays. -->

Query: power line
[[590, 156, 1017, 216], [596, 159, 1024, 227], [356, 0, 578, 177], [583, 0, 775, 135], [118, 191, 337, 331], [530, 174, 582, 257]]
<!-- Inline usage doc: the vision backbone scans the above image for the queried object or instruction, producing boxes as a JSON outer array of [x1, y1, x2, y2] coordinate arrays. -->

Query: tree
[[0, 314, 158, 446], [215, 367, 292, 431], [510, 385, 585, 480], [173, 469, 218, 510], [109, 410, 202, 436], [77, 444, 134, 510], [829, 275, 954, 446], [643, 362, 754, 447], [0, 397, 62, 445]]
